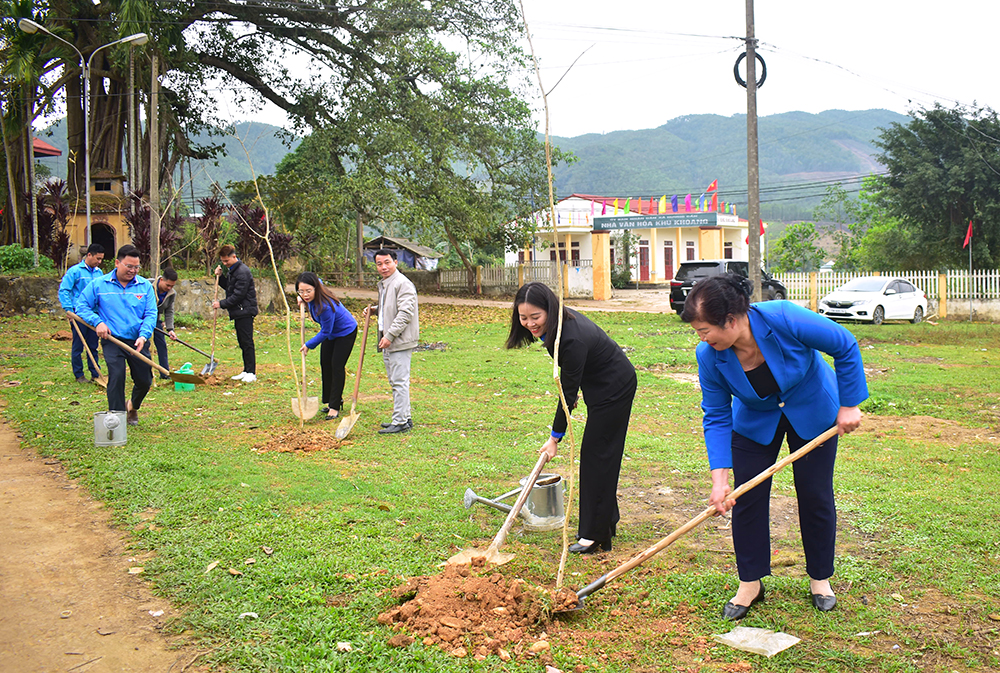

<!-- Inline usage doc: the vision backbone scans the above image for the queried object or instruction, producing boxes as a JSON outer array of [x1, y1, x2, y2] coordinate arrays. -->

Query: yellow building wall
[[698, 228, 723, 259], [591, 230, 612, 301]]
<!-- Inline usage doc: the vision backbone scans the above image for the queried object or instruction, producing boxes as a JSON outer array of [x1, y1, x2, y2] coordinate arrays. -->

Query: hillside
[[33, 109, 909, 222], [549, 108, 910, 221], [34, 120, 299, 212]]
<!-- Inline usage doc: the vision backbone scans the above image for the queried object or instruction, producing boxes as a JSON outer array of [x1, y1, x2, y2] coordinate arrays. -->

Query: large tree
[[2, 0, 548, 262], [875, 104, 1000, 268]]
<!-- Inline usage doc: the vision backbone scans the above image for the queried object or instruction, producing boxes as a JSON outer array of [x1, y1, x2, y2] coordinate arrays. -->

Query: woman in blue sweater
[[681, 274, 867, 620], [296, 273, 359, 420]]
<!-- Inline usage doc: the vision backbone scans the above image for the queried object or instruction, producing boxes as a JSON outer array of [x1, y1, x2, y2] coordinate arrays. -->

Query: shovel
[[154, 327, 219, 373], [205, 275, 220, 376], [69, 318, 108, 388], [291, 303, 319, 422], [334, 310, 371, 440], [447, 450, 550, 566], [68, 313, 206, 385], [555, 425, 839, 614]]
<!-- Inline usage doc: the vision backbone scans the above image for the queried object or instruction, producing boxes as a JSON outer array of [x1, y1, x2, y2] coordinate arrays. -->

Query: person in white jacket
[[362, 249, 419, 434]]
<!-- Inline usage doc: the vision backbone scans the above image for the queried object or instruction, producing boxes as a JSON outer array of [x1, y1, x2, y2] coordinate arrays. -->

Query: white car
[[818, 276, 928, 325]]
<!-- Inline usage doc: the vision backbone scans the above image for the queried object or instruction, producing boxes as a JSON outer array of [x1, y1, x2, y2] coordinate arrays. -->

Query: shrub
[[0, 245, 53, 272]]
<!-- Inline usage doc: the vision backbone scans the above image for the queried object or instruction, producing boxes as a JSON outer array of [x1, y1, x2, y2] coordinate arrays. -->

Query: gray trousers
[[382, 348, 413, 425]]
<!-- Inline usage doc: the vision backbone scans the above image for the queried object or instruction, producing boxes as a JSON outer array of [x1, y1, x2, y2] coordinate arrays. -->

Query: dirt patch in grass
[[253, 427, 342, 453], [858, 414, 1000, 444], [378, 564, 552, 663]]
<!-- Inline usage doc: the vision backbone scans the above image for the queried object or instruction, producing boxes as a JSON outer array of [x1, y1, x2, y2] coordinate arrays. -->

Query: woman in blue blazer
[[296, 273, 359, 421], [681, 274, 867, 620]]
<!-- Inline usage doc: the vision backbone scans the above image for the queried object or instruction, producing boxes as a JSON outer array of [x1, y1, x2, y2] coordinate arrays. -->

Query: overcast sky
[[227, 0, 995, 138]]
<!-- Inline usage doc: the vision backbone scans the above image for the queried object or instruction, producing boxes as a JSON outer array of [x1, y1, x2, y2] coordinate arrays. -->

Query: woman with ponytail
[[296, 272, 358, 420], [680, 273, 868, 620]]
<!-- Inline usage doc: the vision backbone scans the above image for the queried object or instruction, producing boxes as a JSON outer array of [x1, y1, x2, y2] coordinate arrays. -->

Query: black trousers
[[233, 316, 256, 374], [319, 328, 358, 410], [71, 323, 101, 379], [103, 337, 153, 413], [153, 320, 170, 377], [731, 414, 839, 582], [577, 377, 637, 543]]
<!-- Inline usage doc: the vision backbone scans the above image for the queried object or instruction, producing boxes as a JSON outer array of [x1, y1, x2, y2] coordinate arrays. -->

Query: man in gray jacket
[[363, 249, 419, 434]]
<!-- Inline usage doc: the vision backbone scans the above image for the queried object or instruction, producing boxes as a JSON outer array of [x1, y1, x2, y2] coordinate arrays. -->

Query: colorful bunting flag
[[671, 195, 679, 212], [624, 197, 631, 215], [659, 195, 667, 214], [684, 194, 691, 212], [613, 198, 619, 215], [602, 199, 607, 215], [710, 193, 718, 212], [698, 195, 704, 211]]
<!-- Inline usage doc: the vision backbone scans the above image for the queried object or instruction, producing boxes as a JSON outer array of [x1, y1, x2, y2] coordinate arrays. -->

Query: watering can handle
[[486, 452, 549, 554]]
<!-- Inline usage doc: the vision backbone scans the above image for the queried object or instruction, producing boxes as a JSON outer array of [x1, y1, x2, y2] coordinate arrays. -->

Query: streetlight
[[18, 18, 148, 247]]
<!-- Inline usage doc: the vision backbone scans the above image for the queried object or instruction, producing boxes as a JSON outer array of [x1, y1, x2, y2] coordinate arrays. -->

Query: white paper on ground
[[713, 626, 801, 657]]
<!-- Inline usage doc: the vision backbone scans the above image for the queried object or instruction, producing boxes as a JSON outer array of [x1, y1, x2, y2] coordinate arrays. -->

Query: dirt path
[[0, 417, 203, 672], [329, 286, 675, 313]]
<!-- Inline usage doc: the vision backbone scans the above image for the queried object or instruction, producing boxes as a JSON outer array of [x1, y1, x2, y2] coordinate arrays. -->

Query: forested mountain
[[548, 108, 909, 221], [35, 120, 299, 213], [34, 108, 907, 222]]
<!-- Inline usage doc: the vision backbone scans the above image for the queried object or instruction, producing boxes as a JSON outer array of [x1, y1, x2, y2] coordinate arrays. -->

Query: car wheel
[[773, 291, 785, 301], [872, 305, 884, 325], [911, 306, 923, 324]]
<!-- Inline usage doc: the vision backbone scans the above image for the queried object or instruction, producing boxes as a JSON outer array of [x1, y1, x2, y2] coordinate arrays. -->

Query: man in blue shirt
[[152, 267, 179, 379], [58, 243, 105, 383], [76, 245, 158, 426]]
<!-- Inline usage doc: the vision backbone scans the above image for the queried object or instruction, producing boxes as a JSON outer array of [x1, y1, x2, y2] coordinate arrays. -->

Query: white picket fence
[[438, 260, 565, 292], [774, 269, 1000, 302]]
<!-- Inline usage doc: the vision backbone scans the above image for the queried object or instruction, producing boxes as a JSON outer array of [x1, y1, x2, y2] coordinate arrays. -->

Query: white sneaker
[[241, 373, 257, 383], [231, 372, 247, 381]]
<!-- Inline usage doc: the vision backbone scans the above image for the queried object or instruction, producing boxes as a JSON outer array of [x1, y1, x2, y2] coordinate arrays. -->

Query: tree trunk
[[443, 222, 477, 294], [1, 102, 23, 246], [26, 91, 39, 266], [149, 53, 160, 275]]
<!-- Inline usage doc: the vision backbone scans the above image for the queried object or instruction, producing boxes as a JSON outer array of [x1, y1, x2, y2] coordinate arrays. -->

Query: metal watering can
[[464, 473, 566, 532], [94, 411, 127, 446]]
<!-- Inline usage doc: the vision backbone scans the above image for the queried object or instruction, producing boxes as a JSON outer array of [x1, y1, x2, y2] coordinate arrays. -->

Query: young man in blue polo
[[76, 245, 158, 426], [58, 243, 105, 383]]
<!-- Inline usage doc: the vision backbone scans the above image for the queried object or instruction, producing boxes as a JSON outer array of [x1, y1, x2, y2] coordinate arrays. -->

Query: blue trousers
[[730, 415, 838, 582], [103, 337, 153, 413], [71, 323, 101, 379]]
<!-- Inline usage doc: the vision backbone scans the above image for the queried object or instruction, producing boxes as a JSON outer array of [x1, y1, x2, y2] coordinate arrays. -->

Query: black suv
[[669, 260, 786, 314]]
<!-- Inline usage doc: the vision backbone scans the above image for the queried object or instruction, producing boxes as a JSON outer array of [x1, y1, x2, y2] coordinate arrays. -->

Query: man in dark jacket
[[212, 245, 259, 382], [152, 267, 178, 379]]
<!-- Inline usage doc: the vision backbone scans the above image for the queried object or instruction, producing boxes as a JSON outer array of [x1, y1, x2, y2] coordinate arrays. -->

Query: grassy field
[[1, 304, 998, 672]]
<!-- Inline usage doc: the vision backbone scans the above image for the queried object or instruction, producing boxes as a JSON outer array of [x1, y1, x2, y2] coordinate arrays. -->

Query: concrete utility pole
[[745, 0, 762, 302], [149, 53, 160, 275]]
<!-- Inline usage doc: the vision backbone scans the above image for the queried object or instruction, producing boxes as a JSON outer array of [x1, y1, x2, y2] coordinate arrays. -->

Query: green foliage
[[875, 104, 1000, 268], [610, 231, 637, 288], [0, 244, 39, 271], [768, 221, 826, 272]]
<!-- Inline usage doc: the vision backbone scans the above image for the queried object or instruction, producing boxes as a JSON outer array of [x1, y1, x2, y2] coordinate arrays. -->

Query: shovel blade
[[171, 372, 206, 385], [93, 376, 108, 389], [201, 359, 218, 376], [292, 396, 319, 421], [445, 547, 515, 567], [334, 410, 360, 440]]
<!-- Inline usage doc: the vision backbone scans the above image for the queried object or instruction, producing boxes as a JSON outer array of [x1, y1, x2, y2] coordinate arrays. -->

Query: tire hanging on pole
[[734, 51, 767, 88]]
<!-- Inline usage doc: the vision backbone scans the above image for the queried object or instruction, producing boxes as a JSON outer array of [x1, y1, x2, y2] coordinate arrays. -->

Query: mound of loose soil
[[378, 564, 552, 662], [253, 428, 340, 453]]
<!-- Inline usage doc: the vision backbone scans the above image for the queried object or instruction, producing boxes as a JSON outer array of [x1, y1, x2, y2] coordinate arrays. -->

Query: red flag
[[705, 179, 718, 193], [745, 220, 765, 244], [963, 219, 973, 248], [710, 193, 718, 212]]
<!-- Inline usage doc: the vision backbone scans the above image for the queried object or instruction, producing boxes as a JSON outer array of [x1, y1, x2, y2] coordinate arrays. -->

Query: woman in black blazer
[[506, 282, 637, 553]]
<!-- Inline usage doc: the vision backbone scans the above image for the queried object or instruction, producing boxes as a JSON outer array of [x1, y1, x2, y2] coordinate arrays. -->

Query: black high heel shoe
[[811, 593, 837, 612], [722, 580, 765, 621], [568, 539, 612, 554]]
